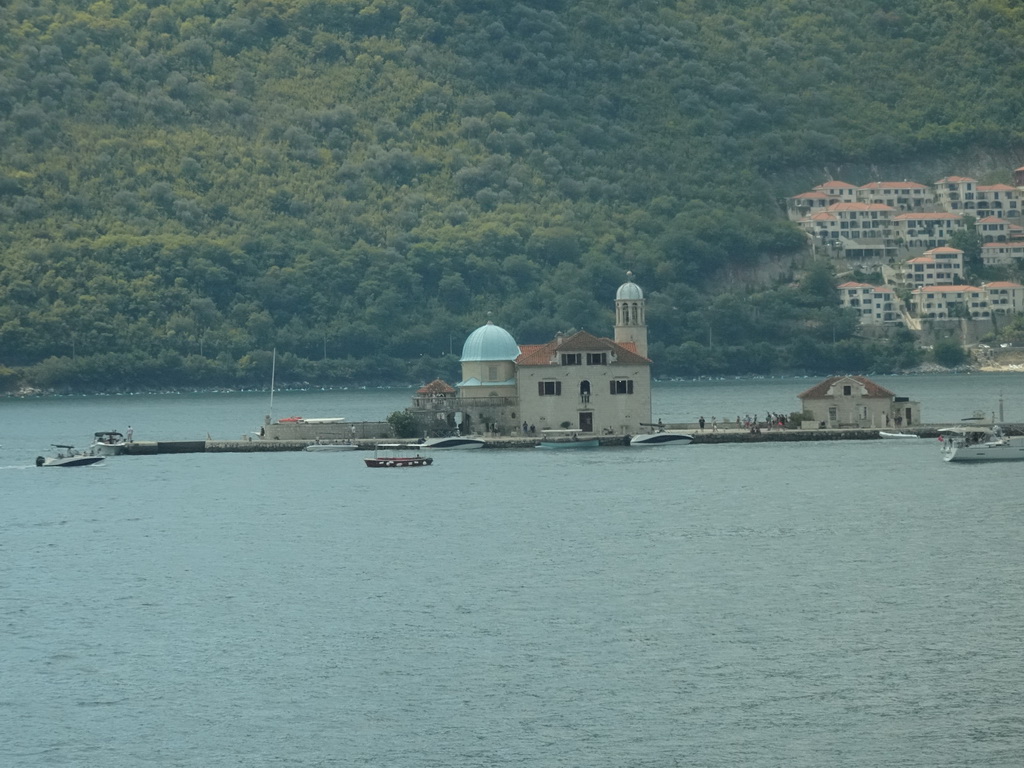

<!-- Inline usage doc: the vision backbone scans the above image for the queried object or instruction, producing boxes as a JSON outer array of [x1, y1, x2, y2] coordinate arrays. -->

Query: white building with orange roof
[[799, 202, 898, 257], [934, 176, 978, 212], [980, 241, 1024, 267], [858, 181, 933, 210], [975, 184, 1023, 218], [891, 211, 964, 249], [908, 285, 990, 320], [813, 180, 859, 202], [983, 281, 1024, 314], [786, 190, 832, 221], [976, 216, 1017, 241], [902, 247, 964, 287], [837, 282, 901, 325]]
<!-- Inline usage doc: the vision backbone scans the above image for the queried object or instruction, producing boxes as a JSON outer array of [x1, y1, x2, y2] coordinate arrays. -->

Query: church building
[[411, 276, 653, 436]]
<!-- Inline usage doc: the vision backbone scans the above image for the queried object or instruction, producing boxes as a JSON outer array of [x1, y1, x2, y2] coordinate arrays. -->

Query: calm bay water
[[2, 375, 1023, 766]]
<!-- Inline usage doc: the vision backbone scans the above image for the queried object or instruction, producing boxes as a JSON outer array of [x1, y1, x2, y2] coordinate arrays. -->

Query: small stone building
[[798, 375, 921, 429]]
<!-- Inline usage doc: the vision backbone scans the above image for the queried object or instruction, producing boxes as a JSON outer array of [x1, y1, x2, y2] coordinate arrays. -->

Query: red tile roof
[[911, 285, 982, 293], [798, 376, 896, 400], [416, 378, 456, 395], [859, 181, 929, 189], [984, 281, 1024, 288], [516, 330, 650, 365]]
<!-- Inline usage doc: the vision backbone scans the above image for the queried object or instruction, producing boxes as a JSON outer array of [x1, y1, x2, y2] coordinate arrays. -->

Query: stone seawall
[[119, 424, 1019, 455]]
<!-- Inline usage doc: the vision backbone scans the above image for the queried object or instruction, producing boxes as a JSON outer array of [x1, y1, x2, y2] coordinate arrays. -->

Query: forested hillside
[[3, 0, 1024, 392]]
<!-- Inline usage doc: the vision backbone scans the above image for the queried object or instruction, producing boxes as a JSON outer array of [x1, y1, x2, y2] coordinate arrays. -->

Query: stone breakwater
[[117, 425, 1024, 455]]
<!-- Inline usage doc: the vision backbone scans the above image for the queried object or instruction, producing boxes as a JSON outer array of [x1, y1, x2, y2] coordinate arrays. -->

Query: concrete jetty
[[113, 425, 999, 456]]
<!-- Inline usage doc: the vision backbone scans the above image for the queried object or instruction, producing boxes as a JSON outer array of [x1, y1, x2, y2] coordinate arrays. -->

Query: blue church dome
[[460, 321, 520, 362], [616, 280, 644, 301]]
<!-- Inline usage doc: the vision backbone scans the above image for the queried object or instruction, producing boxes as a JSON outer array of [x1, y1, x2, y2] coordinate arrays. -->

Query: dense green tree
[[0, 0, 1019, 391]]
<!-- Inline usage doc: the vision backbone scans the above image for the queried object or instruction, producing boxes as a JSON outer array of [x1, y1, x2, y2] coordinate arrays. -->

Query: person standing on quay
[[699, 416, 705, 431], [126, 425, 133, 443]]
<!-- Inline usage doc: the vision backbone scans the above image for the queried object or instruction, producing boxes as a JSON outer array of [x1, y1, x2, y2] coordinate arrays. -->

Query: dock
[[115, 425, 985, 456]]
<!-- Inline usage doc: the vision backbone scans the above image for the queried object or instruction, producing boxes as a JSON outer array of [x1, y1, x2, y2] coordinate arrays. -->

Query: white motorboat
[[36, 445, 105, 467], [878, 431, 919, 439], [90, 431, 127, 455], [536, 428, 600, 449], [303, 442, 358, 452], [630, 432, 694, 446], [419, 436, 486, 450], [939, 425, 1024, 462]]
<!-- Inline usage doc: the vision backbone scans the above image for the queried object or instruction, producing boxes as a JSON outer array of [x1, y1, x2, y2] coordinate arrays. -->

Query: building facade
[[902, 247, 964, 288], [798, 375, 921, 428], [837, 282, 901, 325], [408, 278, 653, 436]]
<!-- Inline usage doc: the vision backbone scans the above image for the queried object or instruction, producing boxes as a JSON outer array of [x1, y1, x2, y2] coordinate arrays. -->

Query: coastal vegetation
[[2, 0, 1024, 391]]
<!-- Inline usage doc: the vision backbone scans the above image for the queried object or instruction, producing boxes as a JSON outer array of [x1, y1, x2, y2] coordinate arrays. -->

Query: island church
[[409, 277, 653, 436]]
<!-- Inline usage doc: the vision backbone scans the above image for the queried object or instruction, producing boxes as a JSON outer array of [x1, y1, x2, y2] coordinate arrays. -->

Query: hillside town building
[[788, 168, 1024, 330]]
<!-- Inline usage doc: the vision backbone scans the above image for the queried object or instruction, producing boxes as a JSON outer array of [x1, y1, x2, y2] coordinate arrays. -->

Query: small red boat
[[363, 444, 433, 468]]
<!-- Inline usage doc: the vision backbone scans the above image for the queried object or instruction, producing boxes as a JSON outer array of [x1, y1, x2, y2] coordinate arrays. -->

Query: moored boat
[[303, 441, 358, 452], [939, 425, 1024, 462], [537, 428, 599, 449], [878, 431, 919, 439], [630, 432, 694, 446], [364, 444, 433, 468], [419, 436, 486, 450], [90, 431, 127, 455], [36, 445, 105, 467]]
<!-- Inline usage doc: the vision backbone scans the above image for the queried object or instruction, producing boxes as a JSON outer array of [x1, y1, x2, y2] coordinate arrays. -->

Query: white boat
[[36, 445, 105, 467], [939, 425, 1024, 462], [630, 432, 694, 446], [303, 442, 358, 452], [537, 439, 600, 449], [90, 431, 127, 455], [419, 436, 486, 450], [878, 431, 919, 439], [537, 428, 600, 449]]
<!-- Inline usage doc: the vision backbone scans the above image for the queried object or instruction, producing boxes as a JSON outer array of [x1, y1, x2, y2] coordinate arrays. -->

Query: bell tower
[[614, 271, 647, 358]]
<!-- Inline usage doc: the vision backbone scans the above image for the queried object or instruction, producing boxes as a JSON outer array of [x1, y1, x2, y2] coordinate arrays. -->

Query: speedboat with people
[[36, 445, 105, 467], [938, 424, 1024, 462], [90, 431, 127, 455]]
